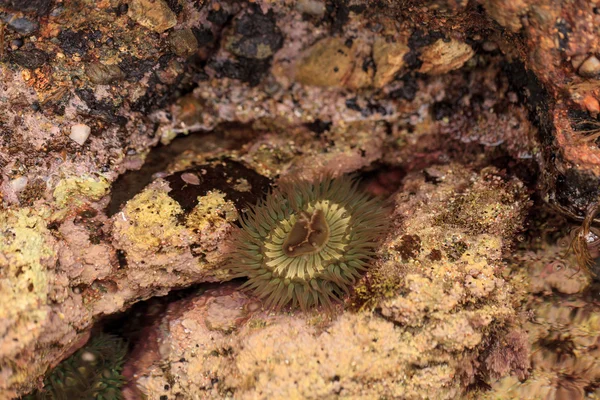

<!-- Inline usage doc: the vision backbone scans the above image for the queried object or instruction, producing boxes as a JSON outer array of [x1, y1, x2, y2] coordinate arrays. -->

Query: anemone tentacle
[[227, 175, 390, 310]]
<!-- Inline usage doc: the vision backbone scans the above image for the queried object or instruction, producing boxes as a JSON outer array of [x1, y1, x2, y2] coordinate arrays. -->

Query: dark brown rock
[[225, 9, 284, 60], [9, 48, 48, 69]]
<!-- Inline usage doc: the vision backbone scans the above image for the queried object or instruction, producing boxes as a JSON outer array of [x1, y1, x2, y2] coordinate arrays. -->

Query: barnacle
[[228, 175, 390, 309]]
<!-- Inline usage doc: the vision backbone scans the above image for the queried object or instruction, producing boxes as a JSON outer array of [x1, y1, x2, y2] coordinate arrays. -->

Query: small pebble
[[50, 6, 65, 17], [10, 38, 24, 50], [571, 54, 587, 70], [583, 94, 600, 114], [10, 176, 28, 192], [169, 29, 198, 57], [127, 0, 176, 33], [2, 14, 39, 35], [578, 55, 600, 78], [69, 123, 91, 145], [85, 62, 125, 84], [181, 172, 200, 185], [296, 0, 326, 16], [482, 41, 498, 52]]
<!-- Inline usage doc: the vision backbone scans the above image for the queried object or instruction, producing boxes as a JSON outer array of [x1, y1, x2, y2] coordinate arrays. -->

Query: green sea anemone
[[228, 175, 390, 309], [25, 333, 127, 400]]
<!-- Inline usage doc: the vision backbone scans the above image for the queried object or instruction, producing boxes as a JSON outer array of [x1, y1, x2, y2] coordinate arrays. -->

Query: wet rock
[[4, 0, 595, 397], [1, 13, 39, 35], [373, 37, 409, 88], [9, 48, 48, 69], [295, 37, 354, 87], [57, 29, 88, 56], [481, 0, 529, 32], [295, 37, 372, 88], [127, 0, 177, 33], [110, 167, 245, 284], [418, 39, 474, 75], [169, 28, 198, 57], [171, 94, 209, 127], [85, 62, 125, 84], [9, 38, 23, 50], [122, 164, 531, 400], [225, 9, 284, 60], [210, 57, 271, 87], [296, 0, 326, 16], [578, 55, 600, 78], [0, 0, 53, 15], [164, 160, 272, 213]]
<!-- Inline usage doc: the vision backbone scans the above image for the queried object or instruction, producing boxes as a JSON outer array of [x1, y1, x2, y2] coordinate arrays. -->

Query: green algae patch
[[53, 174, 110, 209], [0, 207, 55, 384]]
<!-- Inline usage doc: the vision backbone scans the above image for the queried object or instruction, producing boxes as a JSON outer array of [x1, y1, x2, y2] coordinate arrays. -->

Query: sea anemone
[[228, 175, 390, 309], [25, 333, 127, 400]]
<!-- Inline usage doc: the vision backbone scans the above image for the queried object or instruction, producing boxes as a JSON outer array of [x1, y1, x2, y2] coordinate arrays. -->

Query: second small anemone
[[228, 175, 390, 310], [24, 334, 127, 400]]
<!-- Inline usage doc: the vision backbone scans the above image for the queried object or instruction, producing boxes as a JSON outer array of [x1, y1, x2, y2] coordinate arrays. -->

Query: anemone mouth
[[228, 175, 390, 310], [281, 208, 332, 258]]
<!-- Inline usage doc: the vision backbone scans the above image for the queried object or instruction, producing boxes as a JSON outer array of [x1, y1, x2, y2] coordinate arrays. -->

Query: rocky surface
[[0, 0, 600, 398], [477, 231, 600, 400], [121, 164, 530, 399]]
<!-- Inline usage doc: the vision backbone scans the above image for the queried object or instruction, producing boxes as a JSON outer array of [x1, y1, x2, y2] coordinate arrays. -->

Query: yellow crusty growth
[[0, 207, 54, 386], [185, 190, 239, 279], [185, 190, 239, 232], [231, 313, 459, 399], [53, 174, 110, 209], [112, 188, 187, 258]]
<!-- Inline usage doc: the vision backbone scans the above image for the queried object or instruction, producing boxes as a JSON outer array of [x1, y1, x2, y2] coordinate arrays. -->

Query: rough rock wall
[[0, 0, 598, 398], [120, 164, 530, 400]]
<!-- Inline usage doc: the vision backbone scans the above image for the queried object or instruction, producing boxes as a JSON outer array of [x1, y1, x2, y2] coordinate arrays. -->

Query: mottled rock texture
[[0, 0, 599, 398], [119, 164, 530, 399]]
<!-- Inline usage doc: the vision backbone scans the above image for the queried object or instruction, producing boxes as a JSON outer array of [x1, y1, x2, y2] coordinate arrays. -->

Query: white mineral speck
[[10, 176, 28, 192], [69, 123, 91, 145]]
